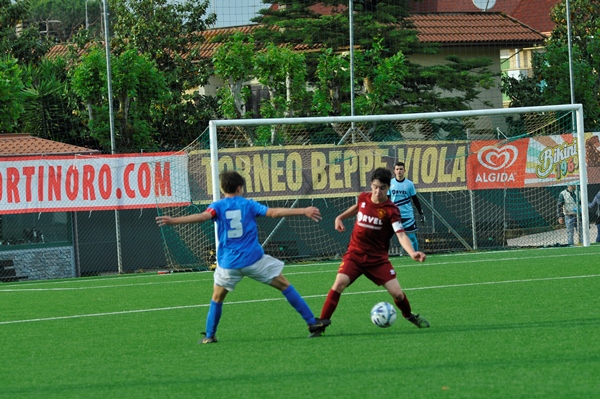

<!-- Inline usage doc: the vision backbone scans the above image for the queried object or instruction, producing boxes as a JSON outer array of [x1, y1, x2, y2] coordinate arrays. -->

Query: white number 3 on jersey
[[225, 210, 243, 238]]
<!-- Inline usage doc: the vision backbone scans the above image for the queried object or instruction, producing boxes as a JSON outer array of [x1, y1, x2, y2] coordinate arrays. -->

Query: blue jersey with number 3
[[207, 196, 268, 269]]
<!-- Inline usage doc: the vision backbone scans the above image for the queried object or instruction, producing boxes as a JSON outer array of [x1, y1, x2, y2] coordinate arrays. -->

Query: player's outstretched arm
[[335, 204, 358, 232], [266, 206, 322, 222], [396, 231, 426, 262], [156, 211, 213, 227]]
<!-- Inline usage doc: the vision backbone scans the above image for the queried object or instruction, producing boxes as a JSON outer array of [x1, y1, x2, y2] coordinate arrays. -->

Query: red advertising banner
[[466, 138, 529, 190], [0, 153, 190, 214], [467, 133, 600, 190]]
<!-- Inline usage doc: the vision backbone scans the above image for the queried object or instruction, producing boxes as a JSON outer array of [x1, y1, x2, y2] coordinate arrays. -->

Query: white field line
[[1, 250, 598, 292], [0, 279, 209, 292], [2, 245, 593, 289], [1, 273, 599, 326]]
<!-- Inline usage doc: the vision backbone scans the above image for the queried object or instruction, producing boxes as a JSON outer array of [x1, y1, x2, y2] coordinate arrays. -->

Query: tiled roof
[[46, 2, 557, 60], [408, 0, 560, 35], [47, 25, 325, 60], [0, 134, 100, 157], [410, 13, 546, 44], [46, 12, 545, 61], [45, 41, 94, 60], [192, 25, 259, 58], [512, 0, 559, 35], [191, 13, 544, 58], [408, 0, 522, 13]]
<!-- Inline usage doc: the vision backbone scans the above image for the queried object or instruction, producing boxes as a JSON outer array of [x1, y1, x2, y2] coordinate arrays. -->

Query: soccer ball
[[370, 302, 397, 328]]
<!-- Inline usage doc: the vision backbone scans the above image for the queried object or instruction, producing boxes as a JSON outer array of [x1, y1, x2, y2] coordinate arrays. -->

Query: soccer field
[[1, 246, 599, 399]]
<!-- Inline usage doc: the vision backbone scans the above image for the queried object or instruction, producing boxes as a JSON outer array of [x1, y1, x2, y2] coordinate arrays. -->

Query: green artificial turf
[[1, 246, 599, 398]]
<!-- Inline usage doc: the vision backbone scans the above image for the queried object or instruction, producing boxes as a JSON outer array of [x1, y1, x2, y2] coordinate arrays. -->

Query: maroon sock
[[320, 289, 341, 320], [394, 294, 412, 318]]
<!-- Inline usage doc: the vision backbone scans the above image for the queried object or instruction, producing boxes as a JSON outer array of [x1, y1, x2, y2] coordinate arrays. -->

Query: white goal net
[[157, 104, 596, 270]]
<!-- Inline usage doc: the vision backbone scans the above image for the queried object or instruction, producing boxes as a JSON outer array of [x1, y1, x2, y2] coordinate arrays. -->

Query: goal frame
[[208, 104, 591, 248]]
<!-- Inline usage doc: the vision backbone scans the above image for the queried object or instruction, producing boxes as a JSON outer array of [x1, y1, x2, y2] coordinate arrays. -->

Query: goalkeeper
[[156, 170, 330, 344], [388, 161, 425, 251]]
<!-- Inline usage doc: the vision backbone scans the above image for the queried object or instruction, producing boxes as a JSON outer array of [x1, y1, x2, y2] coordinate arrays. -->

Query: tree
[[0, 57, 28, 133], [502, 0, 600, 130], [545, 0, 600, 129], [312, 48, 351, 116], [110, 0, 215, 90], [71, 46, 169, 151], [0, 0, 52, 65], [213, 32, 255, 121], [254, 43, 311, 144], [252, 0, 495, 126], [20, 57, 86, 145], [352, 38, 409, 115], [109, 0, 219, 149], [254, 43, 309, 120], [211, 32, 256, 145], [1, 0, 91, 145], [28, 0, 104, 42]]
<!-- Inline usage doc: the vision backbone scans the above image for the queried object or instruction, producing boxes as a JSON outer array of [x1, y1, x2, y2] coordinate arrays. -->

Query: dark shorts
[[338, 251, 397, 286], [401, 218, 418, 233]]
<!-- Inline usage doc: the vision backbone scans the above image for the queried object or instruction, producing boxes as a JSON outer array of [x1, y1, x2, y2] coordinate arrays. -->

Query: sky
[[209, 0, 270, 28]]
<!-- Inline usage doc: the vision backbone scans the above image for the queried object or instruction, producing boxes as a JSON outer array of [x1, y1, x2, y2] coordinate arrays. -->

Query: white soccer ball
[[370, 301, 397, 328]]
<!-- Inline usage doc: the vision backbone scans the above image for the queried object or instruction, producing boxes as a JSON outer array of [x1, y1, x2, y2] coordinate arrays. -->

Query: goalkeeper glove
[[420, 214, 426, 224]]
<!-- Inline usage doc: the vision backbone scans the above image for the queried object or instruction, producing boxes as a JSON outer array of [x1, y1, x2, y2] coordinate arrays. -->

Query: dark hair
[[220, 170, 245, 194], [371, 167, 392, 186], [394, 161, 405, 168]]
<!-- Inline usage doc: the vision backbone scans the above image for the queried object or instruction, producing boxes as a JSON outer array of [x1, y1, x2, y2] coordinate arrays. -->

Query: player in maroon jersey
[[310, 168, 429, 337]]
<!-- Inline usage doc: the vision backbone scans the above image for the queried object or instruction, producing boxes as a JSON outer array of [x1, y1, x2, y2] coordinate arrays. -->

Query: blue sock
[[408, 233, 419, 251], [205, 300, 223, 338], [282, 285, 316, 324]]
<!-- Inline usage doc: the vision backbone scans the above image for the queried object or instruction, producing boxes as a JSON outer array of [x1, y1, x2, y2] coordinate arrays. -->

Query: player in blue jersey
[[156, 170, 330, 344], [388, 161, 425, 251]]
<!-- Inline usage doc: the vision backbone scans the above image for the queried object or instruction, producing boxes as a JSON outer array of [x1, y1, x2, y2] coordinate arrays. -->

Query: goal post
[[158, 104, 594, 270]]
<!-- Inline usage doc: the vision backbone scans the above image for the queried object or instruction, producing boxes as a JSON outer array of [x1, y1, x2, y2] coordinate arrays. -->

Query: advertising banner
[[466, 138, 529, 189], [0, 153, 190, 214], [3, 134, 597, 213], [189, 141, 469, 202], [467, 133, 600, 190]]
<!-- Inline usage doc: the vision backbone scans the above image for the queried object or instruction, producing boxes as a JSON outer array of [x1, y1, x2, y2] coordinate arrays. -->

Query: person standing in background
[[588, 189, 600, 243], [557, 184, 582, 246], [388, 161, 425, 251]]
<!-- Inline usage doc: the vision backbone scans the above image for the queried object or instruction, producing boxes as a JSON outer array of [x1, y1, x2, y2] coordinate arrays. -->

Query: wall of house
[[198, 76, 228, 97], [200, 46, 507, 119], [199, 77, 266, 97], [407, 46, 524, 138], [408, 46, 504, 110]]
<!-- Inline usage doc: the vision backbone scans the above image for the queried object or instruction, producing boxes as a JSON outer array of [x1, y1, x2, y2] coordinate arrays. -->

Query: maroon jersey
[[347, 192, 404, 260]]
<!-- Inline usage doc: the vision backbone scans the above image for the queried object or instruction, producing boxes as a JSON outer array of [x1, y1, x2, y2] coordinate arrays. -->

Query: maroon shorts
[[338, 251, 397, 286]]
